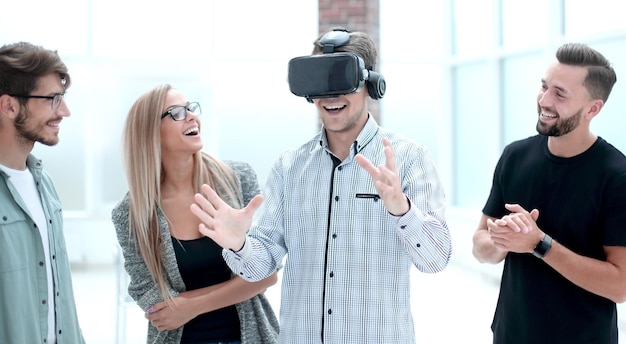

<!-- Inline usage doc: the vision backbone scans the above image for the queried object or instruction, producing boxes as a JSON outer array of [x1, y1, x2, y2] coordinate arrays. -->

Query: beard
[[535, 105, 582, 137], [14, 107, 60, 146]]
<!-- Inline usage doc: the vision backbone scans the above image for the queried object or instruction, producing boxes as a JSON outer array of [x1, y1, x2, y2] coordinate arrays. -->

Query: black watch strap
[[533, 234, 552, 258]]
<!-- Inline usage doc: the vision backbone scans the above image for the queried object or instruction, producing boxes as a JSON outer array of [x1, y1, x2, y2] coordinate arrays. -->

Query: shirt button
[[2, 216, 6, 221], [329, 271, 334, 277], [338, 166, 343, 171], [400, 225, 407, 229], [39, 261, 44, 267], [49, 219, 52, 224], [334, 195, 339, 202], [416, 243, 421, 248], [328, 309, 332, 315], [42, 299, 46, 305], [332, 234, 337, 239]]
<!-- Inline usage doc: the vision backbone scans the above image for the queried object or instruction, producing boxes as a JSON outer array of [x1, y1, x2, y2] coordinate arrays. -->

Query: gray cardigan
[[111, 160, 279, 344]]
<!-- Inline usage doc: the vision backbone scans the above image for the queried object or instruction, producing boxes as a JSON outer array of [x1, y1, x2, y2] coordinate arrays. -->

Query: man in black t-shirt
[[472, 43, 626, 344]]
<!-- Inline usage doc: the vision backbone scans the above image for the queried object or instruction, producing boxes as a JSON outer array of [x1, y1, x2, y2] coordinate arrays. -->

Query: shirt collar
[[0, 154, 42, 179], [318, 113, 379, 155], [353, 113, 379, 155]]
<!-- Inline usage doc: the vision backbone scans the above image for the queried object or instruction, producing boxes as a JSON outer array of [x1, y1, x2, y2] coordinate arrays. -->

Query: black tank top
[[172, 235, 240, 343]]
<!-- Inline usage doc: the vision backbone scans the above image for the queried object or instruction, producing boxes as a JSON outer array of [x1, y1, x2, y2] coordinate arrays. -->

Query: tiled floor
[[71, 262, 500, 343]]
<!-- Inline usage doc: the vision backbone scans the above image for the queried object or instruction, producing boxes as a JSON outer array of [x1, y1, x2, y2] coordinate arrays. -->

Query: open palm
[[190, 183, 264, 251]]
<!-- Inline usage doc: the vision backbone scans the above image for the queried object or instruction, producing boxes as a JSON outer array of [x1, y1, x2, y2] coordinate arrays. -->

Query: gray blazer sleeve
[[111, 194, 183, 310], [111, 194, 185, 343]]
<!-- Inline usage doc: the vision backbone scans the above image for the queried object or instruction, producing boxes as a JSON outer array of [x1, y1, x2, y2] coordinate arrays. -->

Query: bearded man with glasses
[[0, 42, 85, 343]]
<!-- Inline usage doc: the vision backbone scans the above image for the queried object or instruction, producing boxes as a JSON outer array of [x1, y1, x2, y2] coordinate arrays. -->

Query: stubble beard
[[14, 108, 60, 147], [536, 107, 582, 137]]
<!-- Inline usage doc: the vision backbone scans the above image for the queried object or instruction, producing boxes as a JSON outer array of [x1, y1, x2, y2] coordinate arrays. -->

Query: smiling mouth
[[540, 112, 557, 119], [184, 127, 199, 136], [324, 105, 346, 112]]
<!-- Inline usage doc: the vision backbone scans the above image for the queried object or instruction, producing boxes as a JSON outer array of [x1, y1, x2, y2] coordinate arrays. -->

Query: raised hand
[[354, 137, 409, 216], [190, 183, 264, 251]]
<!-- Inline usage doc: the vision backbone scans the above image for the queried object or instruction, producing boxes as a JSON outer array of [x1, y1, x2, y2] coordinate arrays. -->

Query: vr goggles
[[287, 30, 386, 102]]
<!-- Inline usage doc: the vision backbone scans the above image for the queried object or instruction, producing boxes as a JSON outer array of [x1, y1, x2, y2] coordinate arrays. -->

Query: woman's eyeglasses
[[160, 102, 201, 121]]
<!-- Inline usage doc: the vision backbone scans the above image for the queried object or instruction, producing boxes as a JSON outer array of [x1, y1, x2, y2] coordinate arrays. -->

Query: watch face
[[535, 241, 549, 255], [533, 235, 552, 258]]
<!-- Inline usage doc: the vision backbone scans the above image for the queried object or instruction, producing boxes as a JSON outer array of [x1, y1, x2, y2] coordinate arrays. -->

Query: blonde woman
[[111, 84, 279, 344]]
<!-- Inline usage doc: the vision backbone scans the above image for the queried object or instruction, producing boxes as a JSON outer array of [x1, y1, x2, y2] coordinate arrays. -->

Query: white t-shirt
[[0, 164, 56, 344]]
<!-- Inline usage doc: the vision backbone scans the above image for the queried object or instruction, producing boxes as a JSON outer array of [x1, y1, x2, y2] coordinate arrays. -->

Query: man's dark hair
[[556, 43, 616, 103], [312, 27, 379, 71], [0, 42, 71, 106]]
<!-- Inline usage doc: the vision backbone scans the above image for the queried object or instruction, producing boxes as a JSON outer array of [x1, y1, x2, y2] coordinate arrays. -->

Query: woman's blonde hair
[[121, 84, 242, 300]]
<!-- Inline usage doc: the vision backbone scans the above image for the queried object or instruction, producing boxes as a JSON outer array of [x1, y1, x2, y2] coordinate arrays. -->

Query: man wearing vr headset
[[191, 28, 452, 343]]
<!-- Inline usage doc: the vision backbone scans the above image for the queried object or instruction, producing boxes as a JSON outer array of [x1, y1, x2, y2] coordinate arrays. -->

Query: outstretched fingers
[[354, 153, 379, 177], [191, 184, 265, 251], [382, 138, 397, 172], [190, 184, 223, 234], [355, 137, 407, 215], [200, 183, 226, 212]]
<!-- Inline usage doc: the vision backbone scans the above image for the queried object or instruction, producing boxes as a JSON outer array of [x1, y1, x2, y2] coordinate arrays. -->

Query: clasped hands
[[487, 204, 544, 254], [189, 138, 409, 250]]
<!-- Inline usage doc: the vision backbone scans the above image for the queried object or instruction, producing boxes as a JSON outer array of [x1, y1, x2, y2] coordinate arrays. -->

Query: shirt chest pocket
[[350, 189, 395, 230], [0, 208, 33, 273]]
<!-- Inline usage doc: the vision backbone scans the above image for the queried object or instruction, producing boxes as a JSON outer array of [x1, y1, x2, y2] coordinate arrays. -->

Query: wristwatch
[[533, 234, 552, 258]]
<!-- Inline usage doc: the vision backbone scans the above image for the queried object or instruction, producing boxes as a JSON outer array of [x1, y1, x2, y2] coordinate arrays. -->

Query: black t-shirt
[[173, 235, 240, 343], [483, 135, 626, 344]]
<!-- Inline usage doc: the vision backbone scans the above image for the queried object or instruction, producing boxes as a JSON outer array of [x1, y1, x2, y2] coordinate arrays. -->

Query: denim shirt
[[0, 154, 84, 344]]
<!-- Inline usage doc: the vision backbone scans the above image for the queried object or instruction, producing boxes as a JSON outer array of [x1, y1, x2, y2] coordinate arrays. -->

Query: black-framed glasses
[[161, 102, 201, 121], [9, 93, 65, 110]]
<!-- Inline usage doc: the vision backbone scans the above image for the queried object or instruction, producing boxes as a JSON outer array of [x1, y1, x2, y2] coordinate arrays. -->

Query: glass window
[[501, 53, 546, 145], [380, 63, 445, 159], [452, 0, 494, 57], [452, 62, 498, 208], [565, 0, 626, 37], [502, 0, 548, 49], [380, 2, 446, 61], [91, 0, 213, 59], [0, 0, 89, 55]]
